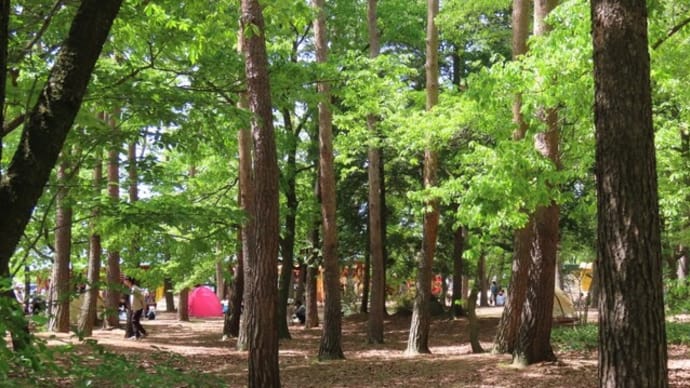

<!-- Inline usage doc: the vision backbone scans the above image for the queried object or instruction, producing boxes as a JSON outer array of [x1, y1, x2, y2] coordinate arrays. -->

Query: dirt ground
[[41, 308, 690, 388]]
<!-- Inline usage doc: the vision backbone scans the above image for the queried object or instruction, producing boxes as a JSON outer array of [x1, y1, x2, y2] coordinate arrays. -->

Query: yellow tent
[[553, 287, 576, 322]]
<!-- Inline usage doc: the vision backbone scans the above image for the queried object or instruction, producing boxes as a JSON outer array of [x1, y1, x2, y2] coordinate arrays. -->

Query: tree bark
[[366, 0, 385, 345], [49, 157, 73, 333], [0, 0, 122, 318], [510, 0, 559, 366], [406, 0, 440, 356], [306, 217, 320, 329], [78, 154, 103, 336], [178, 287, 189, 321], [277, 108, 299, 340], [592, 0, 668, 385], [241, 0, 282, 385], [163, 277, 175, 312], [235, 31, 253, 349], [494, 0, 531, 355], [312, 0, 344, 361]]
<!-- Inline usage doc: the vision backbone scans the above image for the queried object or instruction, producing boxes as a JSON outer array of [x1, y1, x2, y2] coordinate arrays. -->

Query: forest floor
[[40, 308, 690, 388]]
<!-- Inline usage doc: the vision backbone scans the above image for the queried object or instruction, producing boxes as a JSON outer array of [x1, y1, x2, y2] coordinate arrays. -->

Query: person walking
[[123, 276, 147, 340]]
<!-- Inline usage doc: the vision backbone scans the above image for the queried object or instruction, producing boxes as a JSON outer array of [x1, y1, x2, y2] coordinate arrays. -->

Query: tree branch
[[652, 16, 690, 50]]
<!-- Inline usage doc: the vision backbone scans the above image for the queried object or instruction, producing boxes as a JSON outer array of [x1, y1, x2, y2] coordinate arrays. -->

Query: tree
[[313, 0, 345, 362], [78, 154, 103, 337], [406, 0, 440, 356], [510, 0, 560, 366], [105, 115, 122, 329], [591, 0, 668, 385], [240, 0, 281, 385], [0, 0, 123, 317], [49, 154, 74, 333], [367, 0, 385, 345]]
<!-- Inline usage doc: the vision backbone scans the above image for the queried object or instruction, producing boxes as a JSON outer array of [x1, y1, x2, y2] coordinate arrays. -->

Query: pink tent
[[188, 286, 223, 317]]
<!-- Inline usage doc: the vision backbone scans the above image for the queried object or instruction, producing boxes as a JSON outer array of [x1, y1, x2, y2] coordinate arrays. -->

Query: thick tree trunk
[[241, 0, 281, 385], [306, 223, 320, 329], [312, 0, 344, 361], [163, 277, 175, 312], [0, 0, 122, 317], [406, 0, 440, 356], [510, 0, 560, 366], [592, 0, 668, 386], [225, 228, 244, 337], [78, 155, 103, 336], [177, 287, 189, 321], [494, 222, 532, 354], [49, 158, 73, 333]]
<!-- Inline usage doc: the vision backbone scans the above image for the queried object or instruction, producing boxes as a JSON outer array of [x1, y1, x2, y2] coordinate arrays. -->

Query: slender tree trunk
[[105, 114, 122, 328], [306, 183, 321, 329], [277, 108, 299, 340], [592, 0, 668, 385], [235, 29, 253, 349], [0, 0, 122, 295], [366, 0, 385, 345], [478, 252, 488, 307], [78, 154, 103, 336], [241, 0, 281, 385], [406, 0, 440, 356], [49, 157, 73, 333], [451, 225, 466, 318], [312, 0, 344, 361], [226, 228, 244, 337]]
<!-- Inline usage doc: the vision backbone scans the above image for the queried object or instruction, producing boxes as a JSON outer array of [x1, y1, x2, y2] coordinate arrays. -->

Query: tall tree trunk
[[241, 0, 281, 385], [0, 0, 122, 329], [235, 30, 253, 349], [277, 108, 299, 340], [592, 0, 668, 385], [494, 0, 531, 355], [105, 116, 121, 328], [366, 0, 385, 345], [511, 0, 560, 366], [407, 0, 440, 355], [312, 0, 344, 361], [78, 154, 103, 336], [451, 225, 466, 318], [306, 181, 321, 329], [49, 157, 73, 333]]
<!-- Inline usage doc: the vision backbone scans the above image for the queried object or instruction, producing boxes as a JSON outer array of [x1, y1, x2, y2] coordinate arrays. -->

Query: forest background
[[0, 0, 689, 386]]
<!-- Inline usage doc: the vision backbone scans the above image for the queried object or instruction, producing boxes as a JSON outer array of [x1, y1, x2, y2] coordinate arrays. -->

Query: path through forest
[[41, 309, 690, 387]]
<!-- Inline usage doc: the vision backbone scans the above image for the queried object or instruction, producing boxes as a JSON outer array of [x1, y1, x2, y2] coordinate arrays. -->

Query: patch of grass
[[552, 321, 690, 352], [551, 323, 598, 352]]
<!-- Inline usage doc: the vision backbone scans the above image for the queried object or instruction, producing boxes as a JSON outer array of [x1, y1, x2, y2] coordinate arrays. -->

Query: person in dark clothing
[[123, 276, 147, 340], [293, 300, 306, 324]]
